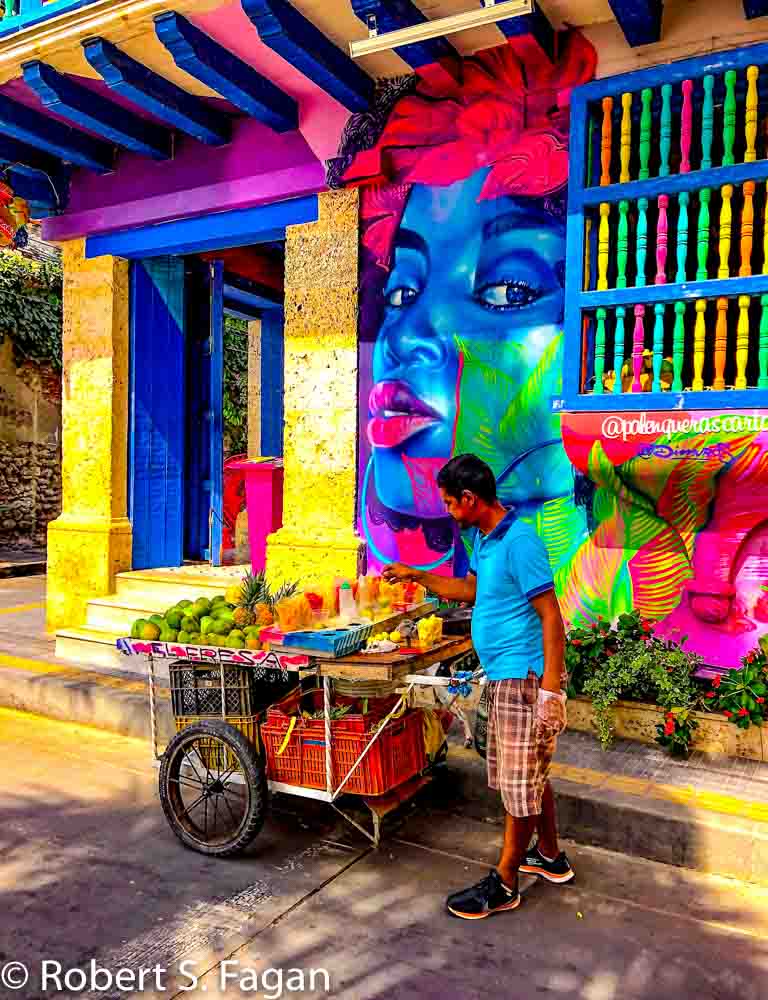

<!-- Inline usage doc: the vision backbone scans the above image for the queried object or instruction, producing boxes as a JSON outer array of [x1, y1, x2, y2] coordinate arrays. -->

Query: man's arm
[[530, 589, 566, 693], [382, 563, 477, 605]]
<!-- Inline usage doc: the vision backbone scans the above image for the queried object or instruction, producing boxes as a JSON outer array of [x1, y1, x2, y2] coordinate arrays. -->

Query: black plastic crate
[[169, 661, 296, 719]]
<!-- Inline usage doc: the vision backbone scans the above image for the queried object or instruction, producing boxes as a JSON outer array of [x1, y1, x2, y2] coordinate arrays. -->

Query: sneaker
[[446, 869, 520, 920], [519, 843, 575, 884]]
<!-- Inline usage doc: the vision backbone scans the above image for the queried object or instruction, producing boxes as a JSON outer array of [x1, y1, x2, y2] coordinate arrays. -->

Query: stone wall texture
[[0, 338, 62, 550]]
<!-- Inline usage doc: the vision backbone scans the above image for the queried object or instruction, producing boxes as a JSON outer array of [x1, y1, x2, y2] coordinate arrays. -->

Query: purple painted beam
[[42, 115, 327, 241]]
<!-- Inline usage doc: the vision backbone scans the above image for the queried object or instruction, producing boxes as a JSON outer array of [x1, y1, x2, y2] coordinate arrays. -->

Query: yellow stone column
[[266, 189, 364, 584], [46, 241, 132, 630]]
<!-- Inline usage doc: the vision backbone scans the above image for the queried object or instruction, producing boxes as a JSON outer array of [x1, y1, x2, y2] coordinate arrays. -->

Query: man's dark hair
[[437, 454, 497, 504]]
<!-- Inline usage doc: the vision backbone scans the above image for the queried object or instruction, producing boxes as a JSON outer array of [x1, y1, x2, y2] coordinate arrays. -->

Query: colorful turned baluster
[[660, 84, 672, 177], [718, 185, 734, 280], [680, 79, 693, 173], [636, 198, 649, 286], [639, 88, 653, 180], [693, 300, 707, 391], [701, 75, 715, 170], [594, 307, 607, 394], [656, 194, 669, 283], [723, 69, 737, 167], [759, 294, 768, 388], [620, 92, 632, 183], [713, 297, 728, 390], [696, 189, 711, 280], [632, 305, 645, 392], [673, 301, 685, 392], [598, 203, 610, 290], [740, 181, 755, 277], [746, 66, 759, 163], [600, 96, 613, 186], [736, 295, 750, 389], [584, 218, 592, 291], [613, 307, 626, 393], [652, 303, 665, 391], [617, 200, 629, 288], [676, 192, 690, 283]]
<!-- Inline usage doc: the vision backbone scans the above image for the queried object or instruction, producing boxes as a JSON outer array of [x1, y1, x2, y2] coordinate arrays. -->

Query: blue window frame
[[561, 41, 768, 412]]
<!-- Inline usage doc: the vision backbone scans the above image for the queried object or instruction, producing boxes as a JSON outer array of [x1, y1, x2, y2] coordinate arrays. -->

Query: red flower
[[738, 707, 749, 717], [758, 697, 765, 705], [747, 653, 755, 664], [706, 691, 716, 698], [664, 720, 675, 735], [641, 621, 652, 633], [641, 634, 651, 642], [724, 710, 733, 718], [571, 639, 582, 647], [712, 675, 721, 688], [597, 614, 603, 621], [665, 711, 675, 720], [591, 623, 599, 631]]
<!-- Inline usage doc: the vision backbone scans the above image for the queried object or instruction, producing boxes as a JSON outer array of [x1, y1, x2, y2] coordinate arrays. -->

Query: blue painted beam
[[579, 272, 768, 309], [350, 0, 458, 70], [86, 194, 318, 259], [154, 12, 297, 133], [498, 0, 555, 61], [23, 61, 171, 160], [224, 279, 282, 311], [744, 0, 768, 18], [242, 0, 373, 113], [0, 133, 60, 178], [83, 38, 231, 147], [606, 0, 663, 47], [6, 166, 66, 213], [0, 92, 112, 173]]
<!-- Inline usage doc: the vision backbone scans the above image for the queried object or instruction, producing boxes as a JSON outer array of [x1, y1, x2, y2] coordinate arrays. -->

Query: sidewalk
[[3, 577, 768, 885]]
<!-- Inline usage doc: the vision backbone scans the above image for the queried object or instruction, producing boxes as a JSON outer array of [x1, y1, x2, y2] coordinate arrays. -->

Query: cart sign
[[116, 638, 309, 670]]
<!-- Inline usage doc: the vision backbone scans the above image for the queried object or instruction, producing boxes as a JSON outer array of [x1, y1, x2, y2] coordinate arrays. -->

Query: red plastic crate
[[264, 687, 401, 735], [261, 704, 426, 796]]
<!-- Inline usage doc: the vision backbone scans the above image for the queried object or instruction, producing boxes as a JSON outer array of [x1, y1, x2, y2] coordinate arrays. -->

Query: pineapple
[[233, 571, 266, 628]]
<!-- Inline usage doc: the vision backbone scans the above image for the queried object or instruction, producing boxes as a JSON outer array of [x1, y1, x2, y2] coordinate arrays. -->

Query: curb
[[2, 657, 768, 885], [0, 560, 46, 579]]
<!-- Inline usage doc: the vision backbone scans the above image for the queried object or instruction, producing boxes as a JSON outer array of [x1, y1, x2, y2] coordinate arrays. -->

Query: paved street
[[2, 705, 768, 1000]]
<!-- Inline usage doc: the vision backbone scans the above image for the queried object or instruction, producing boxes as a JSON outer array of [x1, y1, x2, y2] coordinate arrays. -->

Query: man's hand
[[536, 688, 567, 736], [382, 563, 422, 584]]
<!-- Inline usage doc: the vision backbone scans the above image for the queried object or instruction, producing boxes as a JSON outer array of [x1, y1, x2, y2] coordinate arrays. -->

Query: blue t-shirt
[[468, 512, 555, 681]]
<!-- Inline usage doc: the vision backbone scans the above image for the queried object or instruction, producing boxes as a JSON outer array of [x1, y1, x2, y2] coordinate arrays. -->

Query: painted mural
[[337, 33, 768, 669]]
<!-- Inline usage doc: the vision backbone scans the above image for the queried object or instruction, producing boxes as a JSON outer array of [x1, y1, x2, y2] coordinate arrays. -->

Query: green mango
[[192, 598, 212, 618], [159, 625, 178, 643], [149, 614, 165, 626], [165, 609, 184, 630], [177, 599, 193, 609], [211, 595, 227, 606], [213, 620, 232, 637], [229, 629, 245, 641], [177, 630, 191, 644], [130, 619, 145, 639], [180, 615, 198, 632], [226, 635, 246, 649], [188, 633, 203, 645], [140, 622, 161, 641], [200, 615, 215, 635]]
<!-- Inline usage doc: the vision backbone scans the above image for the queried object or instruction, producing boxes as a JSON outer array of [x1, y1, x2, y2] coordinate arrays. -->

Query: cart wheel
[[159, 719, 268, 857]]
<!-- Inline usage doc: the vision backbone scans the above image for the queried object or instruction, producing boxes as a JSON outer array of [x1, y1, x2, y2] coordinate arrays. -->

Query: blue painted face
[[368, 168, 567, 518]]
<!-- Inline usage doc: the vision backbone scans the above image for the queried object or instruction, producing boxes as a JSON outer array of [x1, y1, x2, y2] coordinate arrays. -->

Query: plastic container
[[169, 660, 295, 718], [228, 458, 284, 573], [338, 582, 357, 623]]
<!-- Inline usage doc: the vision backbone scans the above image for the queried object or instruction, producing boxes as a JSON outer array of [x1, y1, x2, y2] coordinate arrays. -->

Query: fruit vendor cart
[[117, 611, 480, 857]]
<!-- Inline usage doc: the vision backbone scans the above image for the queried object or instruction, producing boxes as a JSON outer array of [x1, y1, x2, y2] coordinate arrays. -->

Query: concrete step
[[114, 570, 241, 606], [56, 626, 125, 671], [85, 595, 163, 633]]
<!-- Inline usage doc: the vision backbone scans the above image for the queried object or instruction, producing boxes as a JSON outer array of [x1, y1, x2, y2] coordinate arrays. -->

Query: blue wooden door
[[129, 257, 186, 570], [184, 259, 224, 564]]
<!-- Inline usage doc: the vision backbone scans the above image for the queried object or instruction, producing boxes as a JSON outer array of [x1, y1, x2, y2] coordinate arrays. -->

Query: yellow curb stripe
[[0, 601, 44, 615], [0, 651, 154, 696], [551, 761, 768, 826]]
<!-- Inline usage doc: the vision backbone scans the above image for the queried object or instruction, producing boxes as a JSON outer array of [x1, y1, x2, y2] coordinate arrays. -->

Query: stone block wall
[[0, 340, 62, 550]]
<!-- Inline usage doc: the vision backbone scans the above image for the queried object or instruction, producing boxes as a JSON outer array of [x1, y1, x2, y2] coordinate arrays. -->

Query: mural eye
[[385, 286, 419, 308], [476, 279, 541, 310]]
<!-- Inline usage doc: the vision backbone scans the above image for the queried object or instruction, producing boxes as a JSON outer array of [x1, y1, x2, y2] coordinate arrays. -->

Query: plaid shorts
[[486, 671, 566, 818]]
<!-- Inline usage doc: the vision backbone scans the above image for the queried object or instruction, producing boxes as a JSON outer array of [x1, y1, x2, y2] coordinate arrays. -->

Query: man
[[383, 454, 574, 920]]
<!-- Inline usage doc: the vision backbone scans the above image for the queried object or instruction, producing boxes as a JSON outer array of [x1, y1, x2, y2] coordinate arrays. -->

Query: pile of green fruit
[[130, 595, 264, 650]]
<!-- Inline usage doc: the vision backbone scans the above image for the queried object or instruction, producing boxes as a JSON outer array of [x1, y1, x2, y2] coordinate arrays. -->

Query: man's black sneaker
[[446, 869, 520, 920], [519, 844, 575, 883]]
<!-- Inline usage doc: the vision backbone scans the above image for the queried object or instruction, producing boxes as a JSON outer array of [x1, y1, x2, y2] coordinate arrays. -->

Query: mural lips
[[368, 379, 440, 449]]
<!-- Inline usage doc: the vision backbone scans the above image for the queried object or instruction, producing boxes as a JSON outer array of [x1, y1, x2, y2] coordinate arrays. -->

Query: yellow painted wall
[[46, 241, 131, 631], [266, 189, 364, 586]]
